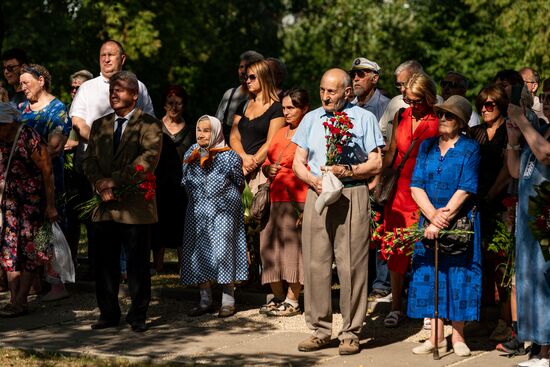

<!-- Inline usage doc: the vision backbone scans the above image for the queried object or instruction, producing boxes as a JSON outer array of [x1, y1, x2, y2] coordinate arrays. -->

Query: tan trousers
[[302, 186, 370, 340]]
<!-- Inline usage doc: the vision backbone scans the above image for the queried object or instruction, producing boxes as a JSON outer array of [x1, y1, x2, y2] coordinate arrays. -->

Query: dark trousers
[[93, 221, 151, 324]]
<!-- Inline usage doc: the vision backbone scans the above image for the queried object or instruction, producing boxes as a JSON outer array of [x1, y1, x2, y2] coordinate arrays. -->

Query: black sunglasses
[[246, 74, 257, 81], [394, 81, 407, 89], [404, 97, 424, 106], [436, 111, 458, 120], [349, 69, 374, 79], [2, 64, 21, 72]]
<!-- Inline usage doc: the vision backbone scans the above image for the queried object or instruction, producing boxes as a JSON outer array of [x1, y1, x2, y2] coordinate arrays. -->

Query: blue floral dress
[[407, 136, 482, 321], [180, 145, 248, 285], [18, 98, 71, 195], [515, 127, 550, 344]]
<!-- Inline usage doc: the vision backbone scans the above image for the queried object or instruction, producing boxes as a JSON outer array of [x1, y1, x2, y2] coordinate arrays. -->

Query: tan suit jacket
[[83, 108, 162, 224]]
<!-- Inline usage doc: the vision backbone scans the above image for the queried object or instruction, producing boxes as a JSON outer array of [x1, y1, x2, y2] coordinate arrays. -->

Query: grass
[[0, 348, 183, 367]]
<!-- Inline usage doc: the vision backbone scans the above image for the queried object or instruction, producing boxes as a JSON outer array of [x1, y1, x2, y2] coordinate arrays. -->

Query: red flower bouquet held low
[[379, 223, 474, 261], [528, 181, 550, 262], [76, 164, 156, 219]]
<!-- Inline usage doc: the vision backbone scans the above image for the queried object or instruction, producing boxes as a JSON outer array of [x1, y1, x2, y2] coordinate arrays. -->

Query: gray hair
[[109, 70, 139, 94], [70, 69, 93, 82], [394, 60, 423, 76], [0, 102, 21, 124]]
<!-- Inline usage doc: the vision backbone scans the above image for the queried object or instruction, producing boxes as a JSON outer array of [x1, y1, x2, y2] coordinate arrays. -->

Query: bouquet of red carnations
[[76, 164, 156, 219], [528, 181, 550, 261], [323, 111, 354, 165]]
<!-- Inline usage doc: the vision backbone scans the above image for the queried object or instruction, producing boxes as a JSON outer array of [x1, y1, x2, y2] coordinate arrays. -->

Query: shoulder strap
[[223, 87, 238, 125], [0, 123, 25, 205]]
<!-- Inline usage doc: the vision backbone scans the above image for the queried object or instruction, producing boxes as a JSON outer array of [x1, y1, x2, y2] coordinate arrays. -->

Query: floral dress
[[0, 125, 47, 272]]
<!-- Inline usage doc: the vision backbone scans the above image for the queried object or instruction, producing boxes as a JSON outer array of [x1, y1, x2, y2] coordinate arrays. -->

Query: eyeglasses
[[436, 111, 458, 121], [394, 81, 407, 89], [246, 74, 257, 81], [524, 80, 537, 85], [404, 97, 424, 106], [440, 80, 461, 89], [482, 101, 496, 112], [349, 69, 374, 79], [2, 64, 21, 72]]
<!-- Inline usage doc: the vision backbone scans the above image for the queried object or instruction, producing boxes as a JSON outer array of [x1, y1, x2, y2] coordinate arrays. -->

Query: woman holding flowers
[[379, 73, 440, 328], [258, 88, 309, 317], [408, 95, 481, 357], [505, 88, 550, 367], [180, 115, 247, 318], [0, 103, 57, 317]]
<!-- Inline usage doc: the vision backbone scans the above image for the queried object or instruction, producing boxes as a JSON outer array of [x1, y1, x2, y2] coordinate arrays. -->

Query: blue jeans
[[372, 249, 391, 292]]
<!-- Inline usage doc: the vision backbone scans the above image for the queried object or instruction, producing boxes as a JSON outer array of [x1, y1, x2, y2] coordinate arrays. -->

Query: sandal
[[384, 310, 405, 328], [266, 302, 301, 317], [0, 303, 28, 318], [259, 298, 282, 315]]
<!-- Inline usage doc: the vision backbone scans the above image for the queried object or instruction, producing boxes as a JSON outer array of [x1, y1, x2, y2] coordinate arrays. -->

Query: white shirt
[[69, 73, 155, 128], [468, 110, 481, 127], [114, 108, 136, 137]]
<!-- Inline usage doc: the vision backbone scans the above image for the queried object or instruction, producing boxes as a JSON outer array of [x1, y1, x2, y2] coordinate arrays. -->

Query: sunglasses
[[394, 81, 407, 89], [440, 80, 461, 89], [482, 101, 496, 112], [436, 111, 458, 121], [404, 97, 424, 106], [349, 69, 374, 79], [246, 74, 257, 81], [2, 64, 21, 72]]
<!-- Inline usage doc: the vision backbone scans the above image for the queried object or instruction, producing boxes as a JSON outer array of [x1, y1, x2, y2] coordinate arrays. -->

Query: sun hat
[[315, 171, 344, 215], [434, 95, 472, 126]]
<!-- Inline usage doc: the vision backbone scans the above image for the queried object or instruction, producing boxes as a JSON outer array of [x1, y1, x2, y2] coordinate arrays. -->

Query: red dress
[[384, 108, 439, 274]]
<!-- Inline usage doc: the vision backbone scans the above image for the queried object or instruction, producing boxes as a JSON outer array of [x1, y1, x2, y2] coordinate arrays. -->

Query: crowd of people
[[0, 41, 548, 365]]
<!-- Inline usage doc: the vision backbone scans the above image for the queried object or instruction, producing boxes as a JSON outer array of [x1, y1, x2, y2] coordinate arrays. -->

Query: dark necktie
[[113, 117, 126, 151]]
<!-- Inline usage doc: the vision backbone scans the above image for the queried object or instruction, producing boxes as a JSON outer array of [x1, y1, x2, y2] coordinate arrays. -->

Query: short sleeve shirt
[[235, 101, 284, 155], [292, 103, 385, 177]]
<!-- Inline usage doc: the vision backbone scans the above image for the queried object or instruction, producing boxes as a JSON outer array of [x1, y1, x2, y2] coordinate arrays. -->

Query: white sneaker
[[453, 341, 471, 357], [518, 358, 549, 367]]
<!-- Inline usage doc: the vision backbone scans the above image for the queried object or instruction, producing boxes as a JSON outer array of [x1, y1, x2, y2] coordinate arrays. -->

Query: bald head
[[320, 68, 352, 113]]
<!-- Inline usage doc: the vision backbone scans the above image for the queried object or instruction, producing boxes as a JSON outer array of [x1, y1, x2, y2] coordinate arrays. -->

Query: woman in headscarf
[[0, 103, 57, 317], [180, 115, 248, 318]]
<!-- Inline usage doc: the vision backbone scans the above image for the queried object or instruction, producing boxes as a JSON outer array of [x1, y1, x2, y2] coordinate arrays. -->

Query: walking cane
[[433, 238, 440, 360]]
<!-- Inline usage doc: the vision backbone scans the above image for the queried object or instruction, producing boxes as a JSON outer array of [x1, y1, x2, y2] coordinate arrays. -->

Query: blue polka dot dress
[[180, 144, 248, 285]]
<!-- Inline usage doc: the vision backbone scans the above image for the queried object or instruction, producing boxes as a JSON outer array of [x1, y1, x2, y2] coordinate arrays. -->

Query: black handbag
[[422, 209, 475, 255]]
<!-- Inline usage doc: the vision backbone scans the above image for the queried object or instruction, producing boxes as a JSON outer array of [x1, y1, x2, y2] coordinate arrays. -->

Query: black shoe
[[91, 319, 119, 330], [496, 336, 527, 356], [130, 321, 147, 332]]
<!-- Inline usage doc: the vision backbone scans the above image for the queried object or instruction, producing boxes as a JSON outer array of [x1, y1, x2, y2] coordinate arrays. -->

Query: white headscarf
[[197, 114, 226, 150], [0, 102, 20, 124]]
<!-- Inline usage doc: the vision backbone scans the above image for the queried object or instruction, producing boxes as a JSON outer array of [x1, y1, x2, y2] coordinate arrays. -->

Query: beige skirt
[[259, 201, 304, 285]]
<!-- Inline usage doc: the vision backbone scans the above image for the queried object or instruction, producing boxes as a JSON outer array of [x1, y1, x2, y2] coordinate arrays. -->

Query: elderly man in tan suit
[[83, 71, 162, 332]]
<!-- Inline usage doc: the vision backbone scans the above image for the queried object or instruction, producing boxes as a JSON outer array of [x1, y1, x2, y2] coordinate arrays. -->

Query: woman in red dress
[[381, 73, 440, 328]]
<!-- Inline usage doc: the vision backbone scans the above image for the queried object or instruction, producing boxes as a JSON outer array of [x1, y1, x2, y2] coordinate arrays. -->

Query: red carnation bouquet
[[323, 111, 353, 165], [487, 196, 517, 288], [76, 164, 156, 219], [528, 181, 550, 261]]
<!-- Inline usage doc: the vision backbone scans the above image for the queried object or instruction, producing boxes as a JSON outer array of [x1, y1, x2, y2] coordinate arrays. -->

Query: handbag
[[250, 140, 293, 228], [0, 123, 24, 234], [422, 208, 475, 255], [372, 138, 418, 206]]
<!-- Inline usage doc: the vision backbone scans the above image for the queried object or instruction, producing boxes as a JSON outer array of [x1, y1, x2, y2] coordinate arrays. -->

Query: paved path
[[0, 284, 531, 366]]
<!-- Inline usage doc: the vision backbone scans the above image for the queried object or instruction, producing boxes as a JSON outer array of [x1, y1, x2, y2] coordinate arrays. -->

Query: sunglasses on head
[[246, 74, 257, 81], [404, 97, 424, 106], [2, 64, 21, 72], [440, 80, 460, 89], [482, 101, 496, 112], [436, 110, 458, 121], [349, 69, 374, 79]]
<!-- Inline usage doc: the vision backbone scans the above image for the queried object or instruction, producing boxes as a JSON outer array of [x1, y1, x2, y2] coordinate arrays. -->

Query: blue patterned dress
[[18, 98, 71, 195], [407, 136, 482, 321], [180, 145, 248, 285], [515, 128, 550, 344]]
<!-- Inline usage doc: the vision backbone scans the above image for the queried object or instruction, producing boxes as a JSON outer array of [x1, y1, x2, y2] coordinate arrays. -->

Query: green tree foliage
[[1, 0, 549, 117]]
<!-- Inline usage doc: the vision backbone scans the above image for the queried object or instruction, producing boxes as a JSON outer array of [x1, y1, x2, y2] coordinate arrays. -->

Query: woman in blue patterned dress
[[408, 96, 481, 357], [506, 100, 550, 367], [180, 115, 248, 318], [18, 64, 71, 301]]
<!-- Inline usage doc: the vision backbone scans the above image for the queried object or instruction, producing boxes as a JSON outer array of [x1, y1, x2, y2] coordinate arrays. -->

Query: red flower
[[145, 172, 156, 182], [144, 191, 155, 201], [502, 196, 517, 207], [135, 164, 145, 172]]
